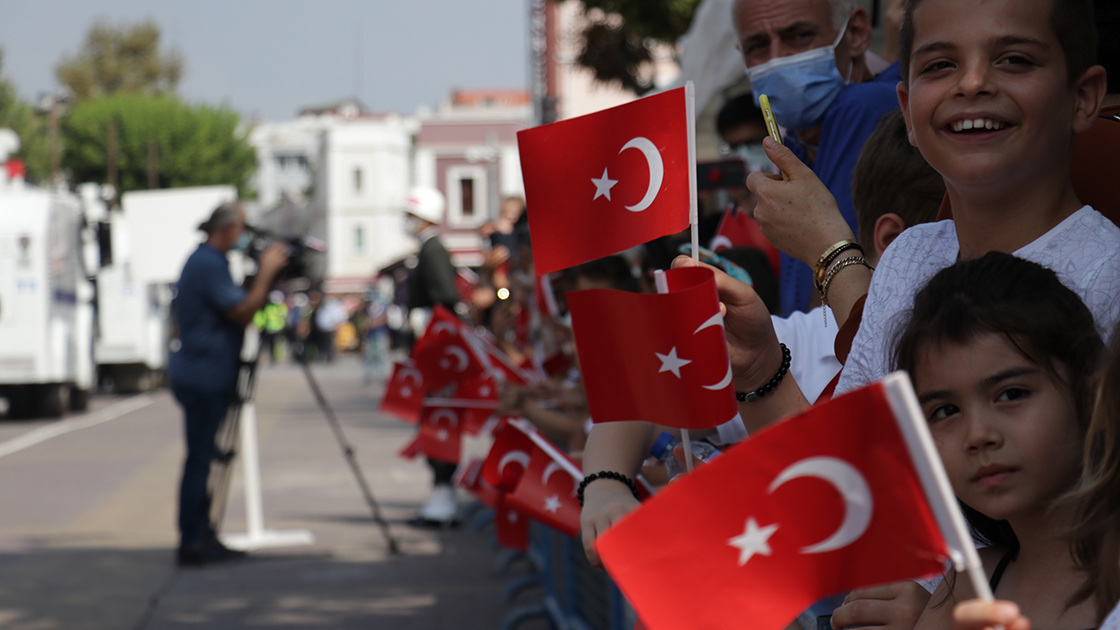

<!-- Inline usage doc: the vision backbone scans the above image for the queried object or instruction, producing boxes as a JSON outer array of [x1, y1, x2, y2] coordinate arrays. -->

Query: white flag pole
[[883, 372, 994, 601], [686, 81, 699, 266]]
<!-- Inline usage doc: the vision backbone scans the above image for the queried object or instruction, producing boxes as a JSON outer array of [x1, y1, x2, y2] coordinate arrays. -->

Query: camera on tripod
[[244, 225, 327, 281]]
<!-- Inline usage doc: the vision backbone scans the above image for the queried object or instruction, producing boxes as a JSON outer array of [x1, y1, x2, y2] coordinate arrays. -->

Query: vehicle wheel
[[2, 386, 33, 420], [34, 383, 69, 419], [70, 387, 90, 412]]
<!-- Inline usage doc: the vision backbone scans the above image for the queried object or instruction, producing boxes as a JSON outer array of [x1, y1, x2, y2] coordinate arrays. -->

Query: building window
[[354, 168, 363, 193], [355, 226, 365, 254], [460, 178, 474, 218]]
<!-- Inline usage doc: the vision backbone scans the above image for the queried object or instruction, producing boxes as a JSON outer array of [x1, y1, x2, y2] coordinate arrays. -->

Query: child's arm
[[953, 600, 1031, 630], [580, 420, 658, 567]]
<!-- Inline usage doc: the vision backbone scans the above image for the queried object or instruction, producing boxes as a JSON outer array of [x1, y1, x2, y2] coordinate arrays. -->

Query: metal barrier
[[500, 521, 637, 630]]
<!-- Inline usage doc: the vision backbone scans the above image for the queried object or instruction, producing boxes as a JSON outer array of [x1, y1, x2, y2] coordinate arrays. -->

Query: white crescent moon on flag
[[400, 367, 424, 387], [498, 450, 531, 476], [431, 321, 460, 337], [620, 137, 664, 213], [542, 461, 580, 497], [710, 235, 733, 251], [768, 456, 873, 554], [440, 346, 470, 372], [430, 408, 458, 428], [693, 312, 732, 391]]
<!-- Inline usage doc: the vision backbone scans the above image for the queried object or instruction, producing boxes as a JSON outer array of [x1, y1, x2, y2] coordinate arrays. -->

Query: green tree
[[571, 0, 702, 95], [62, 94, 256, 197], [0, 50, 52, 183], [56, 20, 183, 101]]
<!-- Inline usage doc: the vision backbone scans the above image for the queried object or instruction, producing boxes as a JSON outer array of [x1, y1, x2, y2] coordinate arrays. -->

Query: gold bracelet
[[814, 240, 863, 292], [820, 256, 873, 326]]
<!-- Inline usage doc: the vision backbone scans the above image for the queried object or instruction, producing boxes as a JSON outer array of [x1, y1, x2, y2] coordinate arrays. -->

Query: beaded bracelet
[[578, 471, 640, 507], [814, 240, 864, 292], [820, 256, 873, 326], [735, 343, 791, 402]]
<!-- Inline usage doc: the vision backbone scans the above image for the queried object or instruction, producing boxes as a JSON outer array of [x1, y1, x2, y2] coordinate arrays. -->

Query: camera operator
[[169, 202, 288, 566]]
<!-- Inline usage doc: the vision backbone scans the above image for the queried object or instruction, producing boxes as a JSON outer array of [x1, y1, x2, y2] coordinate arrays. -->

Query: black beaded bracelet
[[735, 343, 791, 403], [577, 471, 640, 507]]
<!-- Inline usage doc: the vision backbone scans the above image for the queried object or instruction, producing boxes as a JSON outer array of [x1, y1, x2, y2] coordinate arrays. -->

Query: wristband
[[735, 343, 791, 402], [578, 471, 640, 507], [814, 240, 864, 292]]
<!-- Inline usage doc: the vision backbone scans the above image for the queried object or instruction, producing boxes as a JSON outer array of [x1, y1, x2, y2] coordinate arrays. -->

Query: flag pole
[[686, 81, 699, 266], [680, 81, 700, 473], [883, 372, 995, 601]]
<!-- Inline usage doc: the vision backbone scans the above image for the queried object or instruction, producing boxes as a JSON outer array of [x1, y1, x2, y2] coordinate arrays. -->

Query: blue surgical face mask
[[746, 17, 851, 131], [233, 232, 251, 252]]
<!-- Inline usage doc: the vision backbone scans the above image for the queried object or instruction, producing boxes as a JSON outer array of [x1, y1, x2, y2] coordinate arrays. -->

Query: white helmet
[[404, 187, 446, 225]]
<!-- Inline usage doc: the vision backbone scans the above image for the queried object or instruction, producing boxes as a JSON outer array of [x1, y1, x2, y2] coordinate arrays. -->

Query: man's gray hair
[[198, 202, 241, 233], [732, 0, 854, 35]]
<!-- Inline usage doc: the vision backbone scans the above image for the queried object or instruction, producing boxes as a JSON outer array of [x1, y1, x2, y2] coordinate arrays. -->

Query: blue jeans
[[172, 382, 233, 550]]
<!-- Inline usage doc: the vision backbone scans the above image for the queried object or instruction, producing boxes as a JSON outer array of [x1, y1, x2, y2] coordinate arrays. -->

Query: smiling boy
[[837, 0, 1120, 395]]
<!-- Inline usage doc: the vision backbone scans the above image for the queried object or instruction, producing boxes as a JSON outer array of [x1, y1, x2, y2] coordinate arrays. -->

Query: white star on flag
[[728, 517, 779, 567], [401, 386, 412, 398], [543, 495, 562, 514], [656, 346, 692, 378], [437, 429, 449, 441], [591, 168, 618, 201]]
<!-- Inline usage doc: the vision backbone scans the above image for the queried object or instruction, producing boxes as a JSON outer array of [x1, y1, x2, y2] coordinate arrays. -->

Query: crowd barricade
[[494, 519, 637, 630]]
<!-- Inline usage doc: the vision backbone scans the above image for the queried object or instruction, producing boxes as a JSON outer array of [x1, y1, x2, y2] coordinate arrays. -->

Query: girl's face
[[913, 332, 1083, 522]]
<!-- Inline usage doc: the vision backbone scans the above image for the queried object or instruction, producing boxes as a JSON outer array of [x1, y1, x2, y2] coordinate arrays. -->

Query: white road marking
[[0, 395, 159, 459]]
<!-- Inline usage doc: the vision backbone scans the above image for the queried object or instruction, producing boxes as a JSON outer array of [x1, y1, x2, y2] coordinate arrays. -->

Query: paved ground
[[0, 358, 537, 629]]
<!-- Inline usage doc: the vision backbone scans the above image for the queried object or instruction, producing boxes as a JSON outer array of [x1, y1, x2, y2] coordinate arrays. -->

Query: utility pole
[[107, 119, 119, 206], [147, 140, 159, 189]]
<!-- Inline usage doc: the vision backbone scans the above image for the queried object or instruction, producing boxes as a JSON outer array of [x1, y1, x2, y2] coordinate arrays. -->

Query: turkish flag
[[596, 378, 951, 630], [568, 266, 737, 429], [482, 419, 540, 492], [495, 494, 529, 551], [454, 458, 500, 509], [506, 438, 583, 538], [418, 405, 463, 464], [413, 305, 464, 353], [413, 317, 488, 392], [380, 361, 428, 423], [397, 433, 423, 460], [710, 205, 781, 276], [519, 86, 693, 275], [451, 374, 500, 435]]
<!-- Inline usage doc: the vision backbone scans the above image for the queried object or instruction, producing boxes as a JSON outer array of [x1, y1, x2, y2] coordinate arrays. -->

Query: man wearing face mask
[[169, 202, 288, 566], [735, 0, 901, 317]]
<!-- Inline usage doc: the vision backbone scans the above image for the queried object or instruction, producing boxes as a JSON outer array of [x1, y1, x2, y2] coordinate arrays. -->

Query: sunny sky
[[0, 0, 528, 121]]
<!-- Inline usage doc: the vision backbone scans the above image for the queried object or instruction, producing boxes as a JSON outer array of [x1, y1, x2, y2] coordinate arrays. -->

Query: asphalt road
[[0, 358, 523, 630]]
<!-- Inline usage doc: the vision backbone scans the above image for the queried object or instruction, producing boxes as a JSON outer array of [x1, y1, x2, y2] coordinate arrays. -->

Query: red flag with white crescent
[[595, 378, 952, 630], [451, 374, 500, 435], [506, 434, 584, 538], [381, 361, 428, 423], [454, 458, 500, 509], [418, 406, 463, 464], [568, 266, 737, 429], [482, 419, 539, 492], [518, 86, 693, 276], [710, 205, 781, 276], [413, 318, 488, 392]]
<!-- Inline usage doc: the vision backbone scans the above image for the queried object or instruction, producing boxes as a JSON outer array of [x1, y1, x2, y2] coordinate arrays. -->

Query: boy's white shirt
[[1103, 594, 1120, 630], [838, 206, 1120, 395], [714, 307, 841, 445]]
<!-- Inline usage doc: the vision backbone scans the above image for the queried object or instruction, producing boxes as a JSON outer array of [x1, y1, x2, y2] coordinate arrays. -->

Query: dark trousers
[[172, 382, 232, 550]]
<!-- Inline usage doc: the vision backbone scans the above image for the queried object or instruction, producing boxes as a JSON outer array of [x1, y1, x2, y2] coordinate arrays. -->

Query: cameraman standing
[[169, 202, 287, 566]]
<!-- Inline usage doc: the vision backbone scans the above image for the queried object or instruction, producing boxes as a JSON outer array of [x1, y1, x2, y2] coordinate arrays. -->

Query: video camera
[[244, 225, 326, 281]]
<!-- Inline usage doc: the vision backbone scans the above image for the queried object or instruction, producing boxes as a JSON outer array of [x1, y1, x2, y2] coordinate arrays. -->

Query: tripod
[[209, 329, 400, 554]]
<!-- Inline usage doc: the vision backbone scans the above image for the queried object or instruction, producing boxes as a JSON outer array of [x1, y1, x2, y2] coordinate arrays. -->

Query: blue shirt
[[780, 62, 902, 316], [168, 243, 246, 392]]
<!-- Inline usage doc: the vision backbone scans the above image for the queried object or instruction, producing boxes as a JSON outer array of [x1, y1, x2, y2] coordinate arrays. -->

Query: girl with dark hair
[[892, 252, 1104, 630]]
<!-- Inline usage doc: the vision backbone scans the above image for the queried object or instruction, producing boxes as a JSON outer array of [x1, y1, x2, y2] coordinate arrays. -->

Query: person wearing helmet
[[402, 187, 461, 526]]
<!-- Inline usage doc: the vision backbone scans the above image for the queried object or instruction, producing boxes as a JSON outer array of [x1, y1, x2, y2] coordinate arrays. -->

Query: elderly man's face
[[734, 0, 841, 68]]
